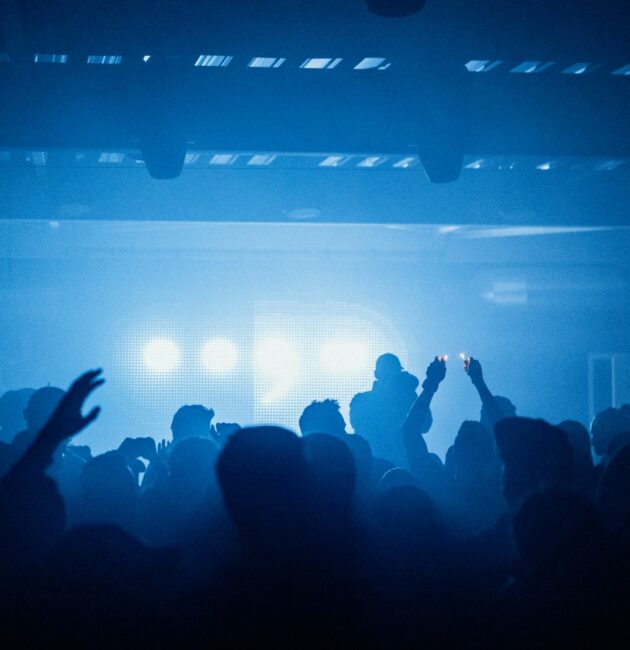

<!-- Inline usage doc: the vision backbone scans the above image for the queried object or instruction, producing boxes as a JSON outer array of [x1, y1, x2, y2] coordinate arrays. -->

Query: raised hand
[[157, 438, 172, 458], [423, 356, 447, 390], [119, 436, 157, 462], [41, 369, 104, 446], [464, 357, 483, 385]]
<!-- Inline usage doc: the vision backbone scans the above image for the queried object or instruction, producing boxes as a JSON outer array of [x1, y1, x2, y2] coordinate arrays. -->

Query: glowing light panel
[[319, 341, 370, 374], [143, 338, 181, 373]]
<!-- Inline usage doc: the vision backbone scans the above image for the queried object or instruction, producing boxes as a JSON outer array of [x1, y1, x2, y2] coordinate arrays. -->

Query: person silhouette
[[0, 388, 35, 444], [350, 353, 423, 466], [10, 386, 65, 462]]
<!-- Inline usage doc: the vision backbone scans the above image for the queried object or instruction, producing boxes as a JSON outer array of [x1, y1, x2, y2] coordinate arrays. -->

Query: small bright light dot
[[320, 341, 370, 374], [143, 338, 181, 373], [200, 338, 239, 374]]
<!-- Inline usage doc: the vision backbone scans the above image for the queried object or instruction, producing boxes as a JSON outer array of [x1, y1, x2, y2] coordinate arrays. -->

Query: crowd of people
[[1, 354, 630, 647]]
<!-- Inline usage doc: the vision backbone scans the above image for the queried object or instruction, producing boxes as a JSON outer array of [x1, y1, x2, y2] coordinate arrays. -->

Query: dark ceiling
[[0, 0, 629, 224]]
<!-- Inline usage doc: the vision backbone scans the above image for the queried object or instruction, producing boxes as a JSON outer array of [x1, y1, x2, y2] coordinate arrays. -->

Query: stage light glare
[[320, 341, 370, 374], [200, 338, 239, 374], [143, 338, 181, 373]]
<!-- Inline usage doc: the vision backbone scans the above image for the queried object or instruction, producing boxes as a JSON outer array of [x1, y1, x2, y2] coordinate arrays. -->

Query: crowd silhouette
[[1, 354, 630, 647]]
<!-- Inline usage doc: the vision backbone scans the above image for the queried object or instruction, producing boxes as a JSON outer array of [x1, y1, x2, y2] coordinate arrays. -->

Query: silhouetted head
[[591, 407, 630, 458], [597, 445, 630, 534], [372, 485, 443, 556], [299, 399, 346, 438], [24, 386, 65, 432], [302, 433, 356, 517], [494, 417, 573, 508], [513, 489, 603, 579], [0, 388, 35, 442], [450, 420, 495, 478], [608, 430, 630, 459], [168, 436, 218, 497], [80, 451, 137, 529], [378, 467, 414, 492], [558, 419, 595, 478], [215, 426, 310, 553], [171, 405, 215, 443], [480, 395, 516, 431], [374, 353, 402, 380]]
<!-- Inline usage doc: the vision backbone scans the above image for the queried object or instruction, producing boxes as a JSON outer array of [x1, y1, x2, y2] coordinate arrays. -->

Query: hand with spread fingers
[[39, 369, 104, 447]]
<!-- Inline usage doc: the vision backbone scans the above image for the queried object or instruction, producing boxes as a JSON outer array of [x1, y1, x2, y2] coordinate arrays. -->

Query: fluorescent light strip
[[195, 55, 233, 67], [612, 64, 630, 76], [357, 156, 385, 168], [98, 152, 125, 163], [29, 151, 47, 166], [354, 57, 388, 70], [465, 159, 486, 169], [87, 55, 122, 64], [465, 60, 502, 72], [184, 153, 201, 164], [248, 57, 286, 68], [300, 58, 342, 69], [562, 62, 590, 75], [319, 155, 350, 167], [392, 156, 417, 168], [247, 154, 277, 165], [209, 154, 238, 165], [511, 60, 555, 73], [34, 54, 68, 63]]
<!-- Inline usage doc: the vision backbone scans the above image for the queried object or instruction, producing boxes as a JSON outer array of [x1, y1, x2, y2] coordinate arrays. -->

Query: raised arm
[[464, 357, 505, 429], [16, 369, 104, 474], [402, 356, 446, 439], [0, 370, 104, 553], [401, 357, 446, 478]]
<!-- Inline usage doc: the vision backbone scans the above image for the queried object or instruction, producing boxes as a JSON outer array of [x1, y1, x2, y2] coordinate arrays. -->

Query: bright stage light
[[200, 338, 239, 374], [255, 339, 300, 403], [143, 338, 181, 373], [319, 341, 370, 374]]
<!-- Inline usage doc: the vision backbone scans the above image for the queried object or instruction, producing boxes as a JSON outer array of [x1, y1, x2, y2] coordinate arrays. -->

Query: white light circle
[[200, 338, 239, 374], [319, 341, 370, 374], [143, 338, 181, 373]]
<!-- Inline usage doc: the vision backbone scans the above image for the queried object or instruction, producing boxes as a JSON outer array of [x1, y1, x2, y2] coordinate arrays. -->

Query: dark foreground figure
[[1, 356, 630, 648]]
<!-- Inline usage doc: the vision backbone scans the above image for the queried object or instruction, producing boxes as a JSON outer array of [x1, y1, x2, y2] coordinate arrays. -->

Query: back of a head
[[452, 420, 495, 471], [299, 399, 346, 438], [24, 386, 65, 432], [591, 407, 630, 458], [302, 433, 356, 515], [480, 395, 516, 431], [171, 404, 215, 442], [0, 388, 35, 442], [168, 436, 218, 488], [374, 353, 402, 380], [80, 451, 137, 525], [597, 445, 630, 534], [494, 417, 573, 507], [378, 467, 414, 492], [558, 419, 594, 471], [372, 485, 442, 553], [216, 426, 309, 548]]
